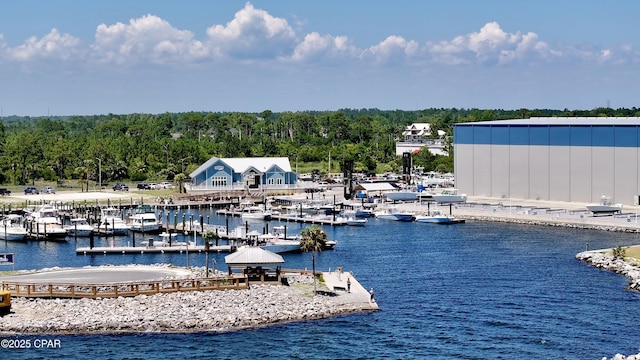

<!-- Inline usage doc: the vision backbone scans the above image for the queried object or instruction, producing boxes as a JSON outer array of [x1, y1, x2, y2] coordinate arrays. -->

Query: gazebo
[[224, 246, 285, 283]]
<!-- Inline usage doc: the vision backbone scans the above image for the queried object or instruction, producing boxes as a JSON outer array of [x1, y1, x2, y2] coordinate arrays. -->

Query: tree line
[[0, 106, 637, 186]]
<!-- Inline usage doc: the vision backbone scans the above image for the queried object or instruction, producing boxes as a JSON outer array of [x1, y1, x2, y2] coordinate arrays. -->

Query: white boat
[[240, 206, 272, 221], [586, 196, 623, 215], [374, 208, 415, 221], [96, 207, 130, 235], [415, 210, 456, 224], [432, 188, 467, 203], [0, 214, 27, 241], [129, 207, 162, 233], [245, 231, 301, 253], [25, 205, 68, 240], [346, 217, 368, 226], [385, 190, 418, 202], [64, 218, 94, 237], [141, 232, 193, 247]]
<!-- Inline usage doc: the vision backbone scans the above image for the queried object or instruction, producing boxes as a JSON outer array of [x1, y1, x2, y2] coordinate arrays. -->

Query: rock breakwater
[[0, 275, 366, 335], [576, 250, 640, 291]]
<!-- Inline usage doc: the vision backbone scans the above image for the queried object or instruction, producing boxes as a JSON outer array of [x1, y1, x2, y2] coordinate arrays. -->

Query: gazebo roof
[[225, 246, 284, 267]]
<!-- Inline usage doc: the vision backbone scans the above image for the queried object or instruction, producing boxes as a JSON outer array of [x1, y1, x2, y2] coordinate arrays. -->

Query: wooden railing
[[1, 275, 249, 299]]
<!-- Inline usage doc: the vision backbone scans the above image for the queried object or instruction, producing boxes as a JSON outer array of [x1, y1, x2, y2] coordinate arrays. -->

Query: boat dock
[[76, 244, 235, 255], [215, 209, 348, 226]]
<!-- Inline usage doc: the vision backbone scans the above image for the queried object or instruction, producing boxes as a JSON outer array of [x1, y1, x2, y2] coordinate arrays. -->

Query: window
[[211, 176, 228, 187]]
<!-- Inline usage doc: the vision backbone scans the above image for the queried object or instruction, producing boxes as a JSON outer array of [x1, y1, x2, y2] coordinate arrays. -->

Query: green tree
[[299, 224, 328, 294]]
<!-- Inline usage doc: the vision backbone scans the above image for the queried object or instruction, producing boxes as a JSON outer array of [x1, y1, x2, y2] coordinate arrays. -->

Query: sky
[[0, 1, 638, 116]]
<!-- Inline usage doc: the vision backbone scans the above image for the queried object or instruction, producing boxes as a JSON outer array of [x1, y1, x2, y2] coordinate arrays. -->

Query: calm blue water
[[2, 209, 640, 359]]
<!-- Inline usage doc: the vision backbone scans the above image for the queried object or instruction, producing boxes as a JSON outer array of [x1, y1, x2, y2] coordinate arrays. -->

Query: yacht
[[129, 207, 162, 233], [96, 207, 130, 235], [25, 205, 68, 240]]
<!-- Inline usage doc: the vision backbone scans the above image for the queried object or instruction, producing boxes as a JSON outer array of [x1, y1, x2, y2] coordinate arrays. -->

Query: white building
[[395, 123, 448, 156], [454, 117, 640, 205]]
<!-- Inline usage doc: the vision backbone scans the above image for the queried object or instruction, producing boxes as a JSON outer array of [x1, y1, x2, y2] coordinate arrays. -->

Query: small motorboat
[[346, 217, 368, 226]]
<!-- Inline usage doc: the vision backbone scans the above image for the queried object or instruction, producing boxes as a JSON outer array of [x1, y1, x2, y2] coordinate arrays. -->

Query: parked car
[[24, 186, 39, 195], [40, 186, 56, 194], [113, 183, 129, 191], [159, 181, 174, 189], [148, 183, 160, 190], [137, 183, 151, 190], [0, 188, 11, 196]]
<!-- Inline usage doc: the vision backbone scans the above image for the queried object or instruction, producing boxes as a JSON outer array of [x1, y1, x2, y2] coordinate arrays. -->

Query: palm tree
[[174, 173, 188, 193], [299, 224, 328, 294]]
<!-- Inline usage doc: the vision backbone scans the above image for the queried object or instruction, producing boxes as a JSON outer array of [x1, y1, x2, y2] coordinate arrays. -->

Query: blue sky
[[0, 1, 638, 116]]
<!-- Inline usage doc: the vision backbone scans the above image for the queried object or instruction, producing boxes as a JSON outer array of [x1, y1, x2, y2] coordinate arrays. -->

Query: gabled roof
[[225, 246, 284, 267], [189, 157, 292, 178]]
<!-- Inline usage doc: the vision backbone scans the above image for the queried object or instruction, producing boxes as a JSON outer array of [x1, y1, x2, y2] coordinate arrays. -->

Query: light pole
[[328, 150, 331, 176], [95, 157, 102, 189], [295, 154, 299, 175]]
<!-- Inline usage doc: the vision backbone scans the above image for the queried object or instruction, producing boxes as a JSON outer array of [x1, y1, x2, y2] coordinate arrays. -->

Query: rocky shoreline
[[576, 250, 640, 360], [575, 250, 640, 291], [0, 273, 370, 335]]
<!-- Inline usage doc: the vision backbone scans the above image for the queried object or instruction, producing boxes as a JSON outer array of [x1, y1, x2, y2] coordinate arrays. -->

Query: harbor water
[[2, 209, 640, 359]]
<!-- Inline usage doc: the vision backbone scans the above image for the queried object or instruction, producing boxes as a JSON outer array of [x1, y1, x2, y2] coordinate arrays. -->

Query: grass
[[622, 246, 640, 260]]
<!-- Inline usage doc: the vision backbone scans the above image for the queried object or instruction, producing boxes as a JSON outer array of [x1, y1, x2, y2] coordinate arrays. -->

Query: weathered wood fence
[[1, 275, 249, 299]]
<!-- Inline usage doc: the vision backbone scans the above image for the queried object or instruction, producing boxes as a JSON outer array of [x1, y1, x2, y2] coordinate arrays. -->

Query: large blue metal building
[[453, 117, 640, 205]]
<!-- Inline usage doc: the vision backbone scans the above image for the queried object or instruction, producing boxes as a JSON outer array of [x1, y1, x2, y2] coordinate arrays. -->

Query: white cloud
[[426, 21, 554, 65], [361, 35, 419, 64], [289, 32, 357, 62], [91, 14, 207, 65], [5, 28, 82, 62], [0, 8, 636, 72], [205, 2, 296, 59]]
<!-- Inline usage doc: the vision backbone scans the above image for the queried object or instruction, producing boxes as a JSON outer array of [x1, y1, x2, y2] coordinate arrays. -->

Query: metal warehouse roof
[[456, 117, 640, 126]]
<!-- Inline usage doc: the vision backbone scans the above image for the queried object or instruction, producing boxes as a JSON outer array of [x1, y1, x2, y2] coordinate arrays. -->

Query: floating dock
[[76, 245, 234, 255]]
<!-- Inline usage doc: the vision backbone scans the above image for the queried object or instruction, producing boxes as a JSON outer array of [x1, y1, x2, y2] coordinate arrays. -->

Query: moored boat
[[240, 206, 272, 221], [129, 207, 162, 233], [64, 218, 94, 237], [346, 217, 368, 226], [25, 205, 68, 240], [0, 214, 27, 241], [415, 210, 456, 224], [374, 208, 415, 222], [96, 207, 130, 235]]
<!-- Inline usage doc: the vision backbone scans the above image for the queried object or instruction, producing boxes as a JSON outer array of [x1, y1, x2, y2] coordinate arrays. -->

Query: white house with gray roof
[[187, 157, 297, 192]]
